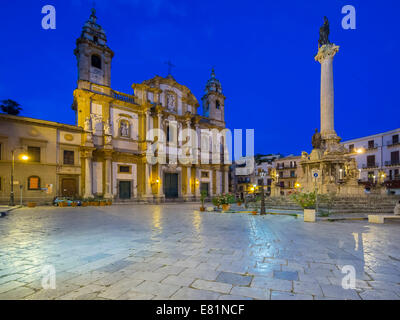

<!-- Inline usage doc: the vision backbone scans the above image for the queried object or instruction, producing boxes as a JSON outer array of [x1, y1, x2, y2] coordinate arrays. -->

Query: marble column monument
[[315, 44, 340, 142], [314, 16, 343, 152]]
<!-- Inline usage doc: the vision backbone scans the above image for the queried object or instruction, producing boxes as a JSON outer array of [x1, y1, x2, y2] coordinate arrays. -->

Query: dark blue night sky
[[0, 0, 399, 156]]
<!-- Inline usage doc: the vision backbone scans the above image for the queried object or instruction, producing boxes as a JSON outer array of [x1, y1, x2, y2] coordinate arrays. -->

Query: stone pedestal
[[304, 209, 316, 223]]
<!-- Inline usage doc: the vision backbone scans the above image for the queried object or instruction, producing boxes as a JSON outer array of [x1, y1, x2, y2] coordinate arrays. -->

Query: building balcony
[[276, 164, 297, 170], [387, 141, 400, 148], [385, 160, 400, 167], [368, 143, 379, 149], [362, 163, 379, 169]]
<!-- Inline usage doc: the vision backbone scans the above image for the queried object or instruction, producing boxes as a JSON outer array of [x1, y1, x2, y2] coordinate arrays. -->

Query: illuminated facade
[[72, 9, 229, 201]]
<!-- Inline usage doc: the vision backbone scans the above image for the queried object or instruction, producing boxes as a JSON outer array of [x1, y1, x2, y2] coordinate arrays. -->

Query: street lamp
[[9, 148, 29, 206]]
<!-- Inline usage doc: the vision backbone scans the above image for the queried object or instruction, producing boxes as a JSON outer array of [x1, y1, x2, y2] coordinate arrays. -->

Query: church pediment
[[142, 75, 198, 106]]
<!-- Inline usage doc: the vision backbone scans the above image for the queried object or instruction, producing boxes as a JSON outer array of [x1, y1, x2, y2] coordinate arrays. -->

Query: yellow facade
[[71, 9, 230, 201]]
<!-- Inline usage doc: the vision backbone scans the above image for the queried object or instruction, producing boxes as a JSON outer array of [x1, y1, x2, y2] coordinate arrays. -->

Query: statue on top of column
[[312, 128, 322, 149], [318, 16, 331, 47]]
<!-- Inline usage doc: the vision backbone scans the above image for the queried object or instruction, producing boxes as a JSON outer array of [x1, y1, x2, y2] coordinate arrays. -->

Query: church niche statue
[[318, 16, 331, 47], [120, 120, 130, 137], [84, 116, 92, 132], [104, 120, 112, 136], [311, 128, 322, 149], [345, 159, 359, 180], [166, 93, 175, 110]]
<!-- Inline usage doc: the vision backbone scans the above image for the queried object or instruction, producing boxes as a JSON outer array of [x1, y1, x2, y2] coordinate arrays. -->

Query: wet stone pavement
[[0, 204, 400, 300]]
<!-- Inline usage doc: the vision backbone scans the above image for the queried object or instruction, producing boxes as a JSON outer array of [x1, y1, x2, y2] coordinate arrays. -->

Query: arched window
[[91, 54, 102, 69], [216, 100, 220, 109], [119, 120, 130, 138], [28, 176, 41, 190]]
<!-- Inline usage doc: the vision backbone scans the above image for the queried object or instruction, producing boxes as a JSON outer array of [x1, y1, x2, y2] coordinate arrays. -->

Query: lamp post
[[259, 171, 266, 215], [9, 148, 29, 206]]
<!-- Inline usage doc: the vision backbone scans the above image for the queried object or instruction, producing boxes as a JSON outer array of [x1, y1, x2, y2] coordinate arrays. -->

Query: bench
[[368, 215, 400, 224]]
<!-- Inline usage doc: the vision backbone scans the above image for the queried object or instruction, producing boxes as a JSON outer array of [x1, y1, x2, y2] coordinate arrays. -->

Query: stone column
[[195, 167, 201, 198], [315, 44, 339, 140], [158, 112, 163, 130], [186, 166, 193, 198], [185, 119, 192, 164], [157, 112, 166, 165], [145, 109, 151, 139], [158, 164, 164, 198], [211, 170, 216, 196], [195, 123, 200, 165], [224, 169, 229, 194], [144, 163, 153, 198], [216, 171, 221, 195], [104, 154, 112, 199], [83, 152, 93, 198]]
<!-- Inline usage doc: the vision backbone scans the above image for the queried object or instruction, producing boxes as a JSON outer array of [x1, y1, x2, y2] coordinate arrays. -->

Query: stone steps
[[261, 196, 400, 214]]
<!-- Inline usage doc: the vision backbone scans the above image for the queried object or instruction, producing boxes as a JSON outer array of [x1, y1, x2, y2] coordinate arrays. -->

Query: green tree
[[0, 99, 22, 115]]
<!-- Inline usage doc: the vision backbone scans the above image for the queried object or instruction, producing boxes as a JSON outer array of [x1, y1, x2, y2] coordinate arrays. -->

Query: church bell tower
[[74, 8, 114, 87], [202, 68, 226, 123]]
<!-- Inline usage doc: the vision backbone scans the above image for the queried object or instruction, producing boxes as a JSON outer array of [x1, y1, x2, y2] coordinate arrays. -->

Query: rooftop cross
[[165, 60, 175, 76], [211, 66, 216, 78], [90, 2, 97, 23]]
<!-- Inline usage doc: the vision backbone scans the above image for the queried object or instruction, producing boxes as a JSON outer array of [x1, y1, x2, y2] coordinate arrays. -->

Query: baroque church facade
[[72, 9, 229, 201]]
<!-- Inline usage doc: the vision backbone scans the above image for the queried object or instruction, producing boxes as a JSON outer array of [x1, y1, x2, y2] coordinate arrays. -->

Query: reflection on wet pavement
[[0, 204, 399, 300]]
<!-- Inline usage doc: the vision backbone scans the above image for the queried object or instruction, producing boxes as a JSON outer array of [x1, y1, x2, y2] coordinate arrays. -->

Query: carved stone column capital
[[315, 43, 340, 64]]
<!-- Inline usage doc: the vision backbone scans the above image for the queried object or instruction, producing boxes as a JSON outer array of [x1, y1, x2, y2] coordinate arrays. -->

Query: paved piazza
[[0, 204, 400, 300]]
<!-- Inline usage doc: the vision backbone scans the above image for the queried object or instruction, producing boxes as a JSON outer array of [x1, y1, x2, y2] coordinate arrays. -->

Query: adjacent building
[[341, 128, 400, 194], [272, 155, 301, 196], [231, 154, 281, 198], [0, 115, 83, 203]]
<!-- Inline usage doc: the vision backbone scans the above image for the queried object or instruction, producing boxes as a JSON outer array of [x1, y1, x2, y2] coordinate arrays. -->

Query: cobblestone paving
[[0, 204, 400, 300]]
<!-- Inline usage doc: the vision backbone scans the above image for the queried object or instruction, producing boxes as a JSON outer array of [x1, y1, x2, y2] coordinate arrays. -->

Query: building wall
[[0, 115, 82, 204], [342, 129, 400, 184], [273, 155, 301, 196]]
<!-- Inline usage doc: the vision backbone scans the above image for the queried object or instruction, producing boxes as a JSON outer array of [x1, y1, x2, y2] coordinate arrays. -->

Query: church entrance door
[[119, 181, 131, 199], [61, 177, 77, 197], [200, 182, 209, 196], [164, 173, 178, 198]]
